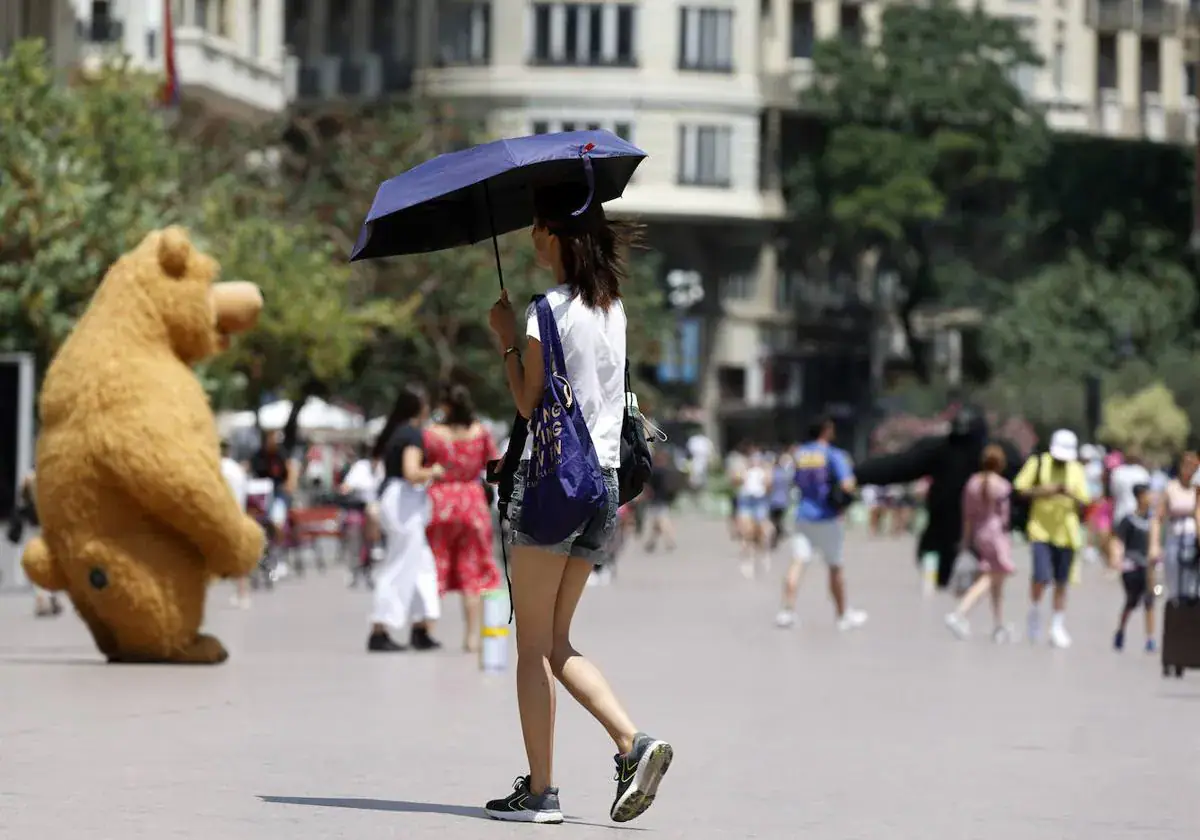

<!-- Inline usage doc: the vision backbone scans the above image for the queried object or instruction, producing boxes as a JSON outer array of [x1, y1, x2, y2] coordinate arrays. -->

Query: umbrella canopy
[[350, 129, 646, 262]]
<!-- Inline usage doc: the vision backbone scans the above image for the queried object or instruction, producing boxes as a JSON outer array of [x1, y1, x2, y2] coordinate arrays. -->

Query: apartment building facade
[[69, 0, 291, 116], [0, 0, 79, 67]]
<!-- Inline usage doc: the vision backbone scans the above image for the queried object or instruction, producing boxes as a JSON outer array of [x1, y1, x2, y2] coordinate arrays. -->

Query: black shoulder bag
[[617, 360, 653, 505]]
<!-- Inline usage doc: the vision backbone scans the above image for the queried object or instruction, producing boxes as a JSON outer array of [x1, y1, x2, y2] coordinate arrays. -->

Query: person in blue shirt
[[776, 416, 869, 632]]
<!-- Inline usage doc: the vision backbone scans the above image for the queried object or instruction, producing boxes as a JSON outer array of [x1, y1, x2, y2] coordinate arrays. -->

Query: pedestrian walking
[[424, 383, 501, 654], [219, 441, 252, 609], [484, 182, 671, 825], [6, 471, 62, 618], [1013, 429, 1090, 648], [644, 447, 681, 552], [367, 386, 444, 653], [776, 417, 868, 632], [1157, 450, 1198, 602], [944, 445, 1014, 642], [1109, 483, 1159, 652]]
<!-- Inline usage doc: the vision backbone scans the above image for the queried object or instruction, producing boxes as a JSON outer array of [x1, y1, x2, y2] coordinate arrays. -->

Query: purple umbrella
[[349, 129, 647, 288]]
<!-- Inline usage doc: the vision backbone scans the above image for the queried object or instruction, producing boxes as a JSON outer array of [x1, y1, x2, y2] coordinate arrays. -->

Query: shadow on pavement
[[259, 795, 647, 831]]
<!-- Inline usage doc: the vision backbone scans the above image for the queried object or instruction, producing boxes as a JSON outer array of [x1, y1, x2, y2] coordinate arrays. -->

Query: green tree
[[1099, 383, 1190, 464], [0, 41, 186, 374], [0, 40, 407, 404], [786, 0, 1050, 376]]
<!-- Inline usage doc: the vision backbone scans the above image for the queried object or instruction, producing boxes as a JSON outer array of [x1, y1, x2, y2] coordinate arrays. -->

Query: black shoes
[[610, 732, 673, 823], [484, 776, 563, 824], [367, 631, 405, 652], [410, 625, 442, 651], [367, 626, 442, 653]]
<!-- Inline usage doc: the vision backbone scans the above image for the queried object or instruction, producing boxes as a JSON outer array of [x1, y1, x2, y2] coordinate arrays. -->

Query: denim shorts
[[737, 495, 770, 522], [508, 461, 620, 562], [1032, 542, 1074, 585]]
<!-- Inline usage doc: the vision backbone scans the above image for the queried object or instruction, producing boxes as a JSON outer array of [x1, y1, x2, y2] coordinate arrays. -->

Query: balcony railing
[[1087, 0, 1138, 31], [1088, 0, 1185, 32]]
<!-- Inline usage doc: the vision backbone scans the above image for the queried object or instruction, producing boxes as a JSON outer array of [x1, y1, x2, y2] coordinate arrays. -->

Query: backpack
[[617, 360, 653, 505], [825, 454, 854, 513], [518, 295, 607, 544]]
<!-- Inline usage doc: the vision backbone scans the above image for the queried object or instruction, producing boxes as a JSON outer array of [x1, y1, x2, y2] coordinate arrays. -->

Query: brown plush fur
[[22, 227, 265, 664]]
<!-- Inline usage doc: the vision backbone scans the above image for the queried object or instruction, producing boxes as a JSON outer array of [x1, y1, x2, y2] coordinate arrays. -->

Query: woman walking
[[1157, 449, 1198, 602], [367, 386, 444, 653], [483, 183, 672, 825], [424, 383, 501, 653], [945, 445, 1015, 642]]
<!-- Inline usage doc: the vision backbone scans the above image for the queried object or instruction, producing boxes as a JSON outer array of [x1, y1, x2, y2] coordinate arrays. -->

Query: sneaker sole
[[485, 808, 563, 824], [611, 741, 673, 823]]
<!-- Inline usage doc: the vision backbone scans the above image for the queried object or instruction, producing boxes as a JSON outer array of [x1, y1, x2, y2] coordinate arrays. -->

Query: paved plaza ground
[[1, 515, 1197, 840]]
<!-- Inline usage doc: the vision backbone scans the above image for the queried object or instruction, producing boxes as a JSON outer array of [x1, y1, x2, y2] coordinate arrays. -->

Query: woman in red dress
[[424, 384, 501, 652]]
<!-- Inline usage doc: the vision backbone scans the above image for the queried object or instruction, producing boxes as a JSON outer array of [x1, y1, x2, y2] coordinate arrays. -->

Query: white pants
[[372, 481, 440, 631]]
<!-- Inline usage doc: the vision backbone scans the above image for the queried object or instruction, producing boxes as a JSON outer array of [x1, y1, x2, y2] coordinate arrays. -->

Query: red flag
[[161, 0, 180, 107]]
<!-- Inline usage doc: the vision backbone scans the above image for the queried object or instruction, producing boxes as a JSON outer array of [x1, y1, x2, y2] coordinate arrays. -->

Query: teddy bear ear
[[157, 226, 193, 279]]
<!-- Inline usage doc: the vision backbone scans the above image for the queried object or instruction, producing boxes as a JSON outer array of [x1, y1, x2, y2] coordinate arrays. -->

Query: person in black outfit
[[644, 447, 680, 552], [855, 405, 1022, 590], [1109, 483, 1158, 652], [367, 386, 444, 653]]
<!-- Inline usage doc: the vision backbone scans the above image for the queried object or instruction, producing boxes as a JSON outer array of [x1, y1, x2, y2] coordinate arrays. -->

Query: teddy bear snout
[[211, 281, 264, 336]]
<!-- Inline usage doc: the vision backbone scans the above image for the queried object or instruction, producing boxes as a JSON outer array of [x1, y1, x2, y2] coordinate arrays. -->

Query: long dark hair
[[371, 385, 427, 460], [441, 382, 475, 428], [534, 183, 642, 311]]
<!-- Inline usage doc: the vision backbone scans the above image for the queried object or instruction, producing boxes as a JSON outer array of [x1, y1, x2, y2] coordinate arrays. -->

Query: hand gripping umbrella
[[349, 128, 647, 290]]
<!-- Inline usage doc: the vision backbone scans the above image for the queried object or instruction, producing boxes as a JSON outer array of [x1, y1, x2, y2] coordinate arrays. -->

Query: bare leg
[[828, 566, 847, 618], [1051, 582, 1069, 613], [510, 546, 569, 795], [463, 592, 482, 653], [954, 573, 993, 618], [988, 572, 1006, 627], [1143, 604, 1155, 642], [549, 557, 638, 754], [781, 558, 806, 612]]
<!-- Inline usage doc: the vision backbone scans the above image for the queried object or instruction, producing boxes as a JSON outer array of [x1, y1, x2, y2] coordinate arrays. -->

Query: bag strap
[[532, 295, 568, 384]]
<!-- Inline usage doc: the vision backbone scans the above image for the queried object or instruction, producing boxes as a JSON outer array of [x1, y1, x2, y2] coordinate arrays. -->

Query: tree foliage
[[1099, 383, 1190, 463], [786, 0, 1050, 377]]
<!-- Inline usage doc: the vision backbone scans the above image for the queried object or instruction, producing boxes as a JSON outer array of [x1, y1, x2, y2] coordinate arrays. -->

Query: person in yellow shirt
[[1013, 429, 1090, 648]]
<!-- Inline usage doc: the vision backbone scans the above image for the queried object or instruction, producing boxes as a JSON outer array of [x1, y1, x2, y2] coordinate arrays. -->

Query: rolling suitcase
[[1161, 534, 1200, 678]]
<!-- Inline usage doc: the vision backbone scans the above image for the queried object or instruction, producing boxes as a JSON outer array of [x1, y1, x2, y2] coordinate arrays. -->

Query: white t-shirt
[[687, 434, 713, 475], [342, 458, 382, 503], [220, 457, 248, 511], [521, 286, 626, 469], [740, 464, 768, 498], [1110, 462, 1152, 523]]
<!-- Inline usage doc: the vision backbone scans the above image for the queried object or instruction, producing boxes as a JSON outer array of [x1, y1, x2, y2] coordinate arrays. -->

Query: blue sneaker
[[1146, 638, 1157, 654], [485, 776, 562, 824], [1113, 630, 1125, 651]]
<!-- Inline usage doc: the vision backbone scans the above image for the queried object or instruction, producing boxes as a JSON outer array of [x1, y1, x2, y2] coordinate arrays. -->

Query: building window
[[532, 120, 551, 134], [678, 125, 733, 187], [530, 3, 637, 66], [439, 1, 492, 65], [1097, 33, 1117, 89], [327, 0, 353, 53], [562, 120, 577, 132], [1140, 37, 1160, 93], [717, 366, 747, 401], [679, 7, 734, 72], [614, 121, 632, 141], [838, 3, 860, 43], [721, 272, 756, 301], [215, 0, 230, 37], [1186, 62, 1198, 98], [194, 0, 209, 30], [249, 0, 261, 58], [790, 1, 813, 58], [1051, 40, 1064, 96], [1007, 15, 1037, 98]]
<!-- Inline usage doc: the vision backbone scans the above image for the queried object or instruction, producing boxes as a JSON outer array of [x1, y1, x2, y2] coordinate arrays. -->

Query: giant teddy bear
[[22, 227, 266, 664]]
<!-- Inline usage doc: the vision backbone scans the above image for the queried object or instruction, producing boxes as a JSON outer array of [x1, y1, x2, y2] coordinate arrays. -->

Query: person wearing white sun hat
[[1013, 429, 1090, 648]]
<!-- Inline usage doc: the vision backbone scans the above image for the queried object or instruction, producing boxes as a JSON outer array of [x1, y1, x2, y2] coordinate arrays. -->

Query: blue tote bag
[[518, 295, 606, 545]]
